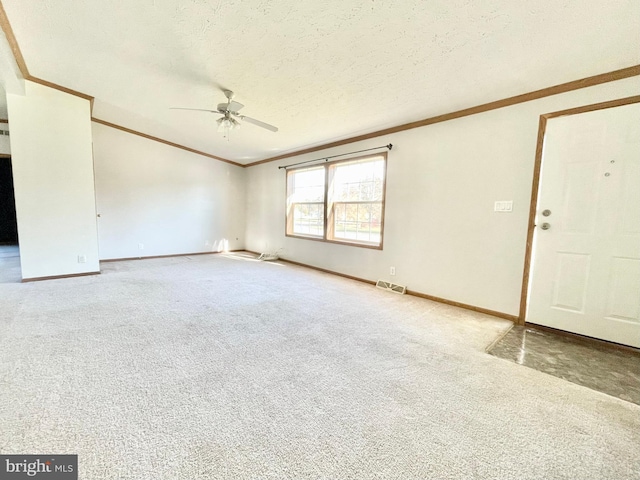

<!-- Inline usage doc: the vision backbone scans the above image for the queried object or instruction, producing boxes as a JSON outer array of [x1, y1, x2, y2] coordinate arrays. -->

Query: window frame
[[285, 152, 387, 250]]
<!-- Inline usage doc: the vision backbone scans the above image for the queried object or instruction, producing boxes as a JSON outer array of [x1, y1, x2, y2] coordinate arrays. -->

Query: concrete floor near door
[[0, 244, 19, 257], [0, 244, 20, 283], [488, 325, 640, 405]]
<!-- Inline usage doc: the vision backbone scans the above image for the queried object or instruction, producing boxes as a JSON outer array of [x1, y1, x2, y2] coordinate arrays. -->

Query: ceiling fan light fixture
[[216, 115, 240, 139]]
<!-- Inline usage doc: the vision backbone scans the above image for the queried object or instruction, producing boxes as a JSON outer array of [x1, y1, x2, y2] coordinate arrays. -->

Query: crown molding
[[245, 65, 640, 168], [91, 117, 242, 167]]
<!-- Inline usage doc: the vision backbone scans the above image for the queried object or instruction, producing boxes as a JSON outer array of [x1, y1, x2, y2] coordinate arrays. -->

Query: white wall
[[92, 122, 246, 260], [7, 81, 99, 279], [245, 77, 640, 317]]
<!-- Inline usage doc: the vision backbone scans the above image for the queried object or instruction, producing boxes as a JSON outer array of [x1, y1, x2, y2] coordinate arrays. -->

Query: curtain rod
[[278, 144, 393, 170]]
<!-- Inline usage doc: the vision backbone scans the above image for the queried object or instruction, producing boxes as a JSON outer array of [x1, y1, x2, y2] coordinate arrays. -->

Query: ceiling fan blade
[[240, 115, 278, 132], [170, 107, 222, 114], [227, 101, 244, 113]]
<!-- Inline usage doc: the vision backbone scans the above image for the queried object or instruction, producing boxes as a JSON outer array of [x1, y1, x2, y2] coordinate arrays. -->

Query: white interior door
[[527, 102, 640, 347]]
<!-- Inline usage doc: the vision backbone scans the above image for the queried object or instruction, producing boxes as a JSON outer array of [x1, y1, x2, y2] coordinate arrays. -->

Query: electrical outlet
[[138, 243, 144, 250], [77, 255, 86, 264], [390, 266, 396, 276]]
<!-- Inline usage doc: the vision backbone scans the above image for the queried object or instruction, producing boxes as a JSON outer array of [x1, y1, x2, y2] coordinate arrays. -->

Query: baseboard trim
[[22, 271, 101, 283], [525, 323, 640, 356], [100, 250, 243, 263], [270, 254, 516, 322], [406, 290, 518, 322], [278, 257, 377, 286]]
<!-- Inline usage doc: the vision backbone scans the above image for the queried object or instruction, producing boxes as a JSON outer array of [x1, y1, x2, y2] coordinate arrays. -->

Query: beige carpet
[[1, 252, 639, 479]]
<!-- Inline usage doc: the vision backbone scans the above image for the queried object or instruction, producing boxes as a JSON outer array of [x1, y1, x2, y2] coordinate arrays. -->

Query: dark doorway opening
[[0, 157, 18, 245]]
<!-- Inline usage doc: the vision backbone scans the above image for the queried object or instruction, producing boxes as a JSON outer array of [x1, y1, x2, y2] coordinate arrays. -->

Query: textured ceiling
[[2, 0, 639, 163]]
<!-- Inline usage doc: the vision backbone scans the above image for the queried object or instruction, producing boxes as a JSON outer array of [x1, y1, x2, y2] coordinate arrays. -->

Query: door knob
[[541, 223, 551, 230], [542, 209, 551, 217]]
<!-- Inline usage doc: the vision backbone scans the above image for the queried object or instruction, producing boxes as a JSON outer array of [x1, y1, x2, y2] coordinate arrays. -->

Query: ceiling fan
[[171, 90, 278, 136]]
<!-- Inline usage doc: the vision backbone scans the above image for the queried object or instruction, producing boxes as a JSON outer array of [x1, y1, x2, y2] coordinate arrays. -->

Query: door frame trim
[[518, 95, 640, 325]]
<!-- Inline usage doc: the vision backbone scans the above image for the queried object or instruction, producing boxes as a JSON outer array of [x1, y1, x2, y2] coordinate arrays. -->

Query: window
[[286, 153, 387, 248], [287, 166, 325, 237]]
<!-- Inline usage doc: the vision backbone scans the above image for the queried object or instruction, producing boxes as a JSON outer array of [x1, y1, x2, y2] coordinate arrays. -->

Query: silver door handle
[[541, 223, 550, 230]]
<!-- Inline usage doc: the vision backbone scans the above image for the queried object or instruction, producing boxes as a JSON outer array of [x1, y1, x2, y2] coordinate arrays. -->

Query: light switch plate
[[494, 201, 513, 212]]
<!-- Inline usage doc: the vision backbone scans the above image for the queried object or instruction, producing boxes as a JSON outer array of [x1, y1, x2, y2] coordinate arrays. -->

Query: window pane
[[293, 203, 324, 236], [333, 202, 382, 244], [291, 167, 325, 202], [332, 158, 384, 202], [334, 203, 346, 237]]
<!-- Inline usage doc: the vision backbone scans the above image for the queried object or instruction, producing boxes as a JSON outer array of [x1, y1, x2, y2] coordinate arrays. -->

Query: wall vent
[[376, 280, 406, 294]]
